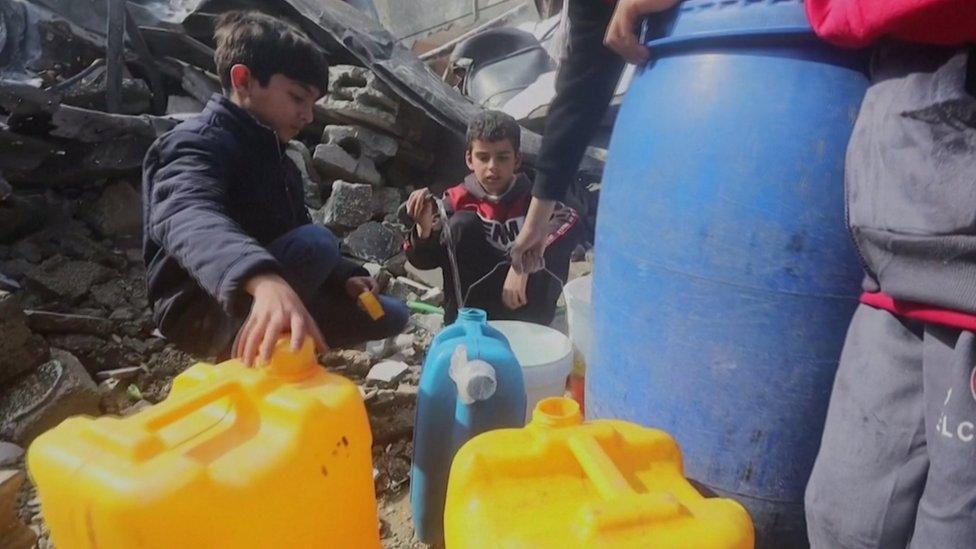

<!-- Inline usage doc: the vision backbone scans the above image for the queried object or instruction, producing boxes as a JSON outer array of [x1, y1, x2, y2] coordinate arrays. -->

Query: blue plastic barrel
[[410, 308, 526, 545], [590, 1, 867, 546]]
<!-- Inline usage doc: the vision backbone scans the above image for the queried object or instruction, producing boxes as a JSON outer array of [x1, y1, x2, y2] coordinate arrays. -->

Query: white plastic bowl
[[489, 320, 573, 418]]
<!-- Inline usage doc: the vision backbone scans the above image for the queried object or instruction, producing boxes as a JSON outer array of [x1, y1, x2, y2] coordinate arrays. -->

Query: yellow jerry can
[[445, 397, 754, 548], [28, 339, 381, 549]]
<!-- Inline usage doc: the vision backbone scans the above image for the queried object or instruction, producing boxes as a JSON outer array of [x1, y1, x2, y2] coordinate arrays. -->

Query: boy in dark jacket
[[142, 11, 408, 364], [405, 111, 580, 325]]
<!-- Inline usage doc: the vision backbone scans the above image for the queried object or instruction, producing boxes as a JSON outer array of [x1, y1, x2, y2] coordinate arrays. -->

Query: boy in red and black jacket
[[405, 110, 580, 325]]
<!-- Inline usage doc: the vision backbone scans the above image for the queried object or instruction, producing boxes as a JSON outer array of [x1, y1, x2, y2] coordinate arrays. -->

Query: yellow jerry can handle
[[83, 338, 317, 461]]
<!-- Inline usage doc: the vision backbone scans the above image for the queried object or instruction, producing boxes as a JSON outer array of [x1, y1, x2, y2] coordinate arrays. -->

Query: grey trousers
[[806, 304, 976, 548]]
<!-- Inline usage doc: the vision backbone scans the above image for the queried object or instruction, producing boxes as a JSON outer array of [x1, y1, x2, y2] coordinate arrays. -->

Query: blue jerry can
[[410, 308, 526, 545]]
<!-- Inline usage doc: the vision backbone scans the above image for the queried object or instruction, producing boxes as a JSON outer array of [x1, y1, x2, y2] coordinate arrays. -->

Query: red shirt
[[806, 0, 976, 47]]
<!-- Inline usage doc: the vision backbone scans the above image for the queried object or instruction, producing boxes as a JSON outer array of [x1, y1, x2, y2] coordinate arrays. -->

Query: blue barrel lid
[[643, 0, 812, 49]]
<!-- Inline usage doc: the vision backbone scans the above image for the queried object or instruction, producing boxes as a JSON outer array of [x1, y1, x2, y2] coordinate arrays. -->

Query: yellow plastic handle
[[358, 291, 385, 321]]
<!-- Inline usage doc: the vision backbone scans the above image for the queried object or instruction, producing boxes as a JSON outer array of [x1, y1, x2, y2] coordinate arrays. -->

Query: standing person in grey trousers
[[803, 0, 976, 543]]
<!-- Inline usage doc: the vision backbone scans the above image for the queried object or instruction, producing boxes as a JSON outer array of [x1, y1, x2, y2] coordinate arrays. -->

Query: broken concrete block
[[366, 360, 410, 386], [321, 349, 372, 377], [323, 125, 398, 161], [285, 141, 324, 209], [405, 260, 445, 291], [24, 256, 113, 301], [384, 251, 408, 277], [165, 94, 205, 114], [0, 470, 37, 549], [344, 221, 403, 263], [411, 313, 444, 334], [371, 186, 402, 218], [362, 262, 383, 278], [0, 291, 49, 385], [420, 286, 445, 307], [365, 338, 392, 360], [0, 348, 99, 445], [24, 309, 115, 336], [319, 66, 399, 133], [314, 180, 373, 229], [312, 143, 382, 186], [84, 181, 142, 238], [388, 276, 432, 302]]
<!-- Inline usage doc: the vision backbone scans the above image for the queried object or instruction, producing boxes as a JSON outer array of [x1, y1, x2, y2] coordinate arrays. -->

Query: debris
[[315, 180, 374, 229], [322, 349, 372, 377], [0, 291, 49, 385], [319, 65, 399, 134], [83, 181, 142, 238], [0, 470, 36, 549], [344, 221, 404, 263], [367, 360, 410, 386], [285, 141, 324, 209], [365, 338, 393, 360], [0, 348, 99, 445], [412, 312, 445, 334], [388, 276, 433, 302], [393, 333, 417, 354], [313, 143, 382, 186], [95, 366, 145, 382], [24, 256, 113, 301], [0, 443, 24, 469], [371, 187, 403, 218], [323, 125, 399, 161], [24, 310, 115, 336]]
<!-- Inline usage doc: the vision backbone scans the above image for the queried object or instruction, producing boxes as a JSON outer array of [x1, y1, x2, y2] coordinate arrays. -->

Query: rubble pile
[[0, 2, 461, 547]]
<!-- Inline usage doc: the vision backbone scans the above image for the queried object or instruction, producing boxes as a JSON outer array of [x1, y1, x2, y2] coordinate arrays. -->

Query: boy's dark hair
[[466, 110, 521, 152], [214, 11, 328, 94]]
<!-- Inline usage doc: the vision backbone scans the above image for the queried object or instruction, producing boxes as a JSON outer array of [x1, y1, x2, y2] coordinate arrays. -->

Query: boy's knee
[[378, 296, 410, 336], [271, 225, 340, 271]]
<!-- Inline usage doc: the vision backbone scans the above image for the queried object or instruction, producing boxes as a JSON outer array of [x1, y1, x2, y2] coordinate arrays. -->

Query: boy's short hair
[[214, 11, 329, 95], [466, 110, 521, 152]]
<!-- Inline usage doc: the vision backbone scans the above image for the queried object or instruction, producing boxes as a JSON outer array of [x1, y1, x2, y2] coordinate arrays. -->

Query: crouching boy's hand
[[345, 276, 379, 299], [406, 188, 437, 238], [236, 273, 328, 366], [502, 266, 529, 310]]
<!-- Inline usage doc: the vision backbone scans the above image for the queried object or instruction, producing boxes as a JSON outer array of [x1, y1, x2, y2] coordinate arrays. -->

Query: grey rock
[[384, 251, 408, 277], [371, 187, 402, 218], [344, 222, 403, 263], [0, 442, 24, 468], [405, 260, 444, 289], [315, 180, 373, 229], [387, 276, 431, 302], [321, 349, 372, 377], [88, 278, 129, 309], [11, 240, 43, 263], [45, 334, 126, 375], [0, 259, 33, 279], [0, 291, 49, 386], [366, 360, 410, 386], [285, 141, 324, 209], [411, 313, 444, 334], [318, 66, 399, 133], [0, 194, 46, 244], [24, 310, 114, 336], [84, 181, 142, 238], [25, 256, 113, 301], [0, 348, 99, 445], [312, 143, 381, 186], [323, 125, 398, 161], [365, 338, 392, 360]]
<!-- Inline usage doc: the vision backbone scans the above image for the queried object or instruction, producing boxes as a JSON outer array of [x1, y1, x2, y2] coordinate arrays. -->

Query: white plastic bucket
[[562, 275, 594, 367], [488, 320, 573, 418]]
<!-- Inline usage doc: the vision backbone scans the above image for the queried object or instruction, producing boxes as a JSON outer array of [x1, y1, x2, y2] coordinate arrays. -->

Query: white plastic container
[[563, 275, 594, 366], [488, 320, 573, 418]]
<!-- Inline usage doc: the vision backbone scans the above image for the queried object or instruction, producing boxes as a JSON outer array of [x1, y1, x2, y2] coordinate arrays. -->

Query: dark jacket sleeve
[[545, 201, 581, 245], [405, 229, 447, 271], [532, 0, 626, 201], [147, 131, 281, 316], [328, 258, 370, 284]]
